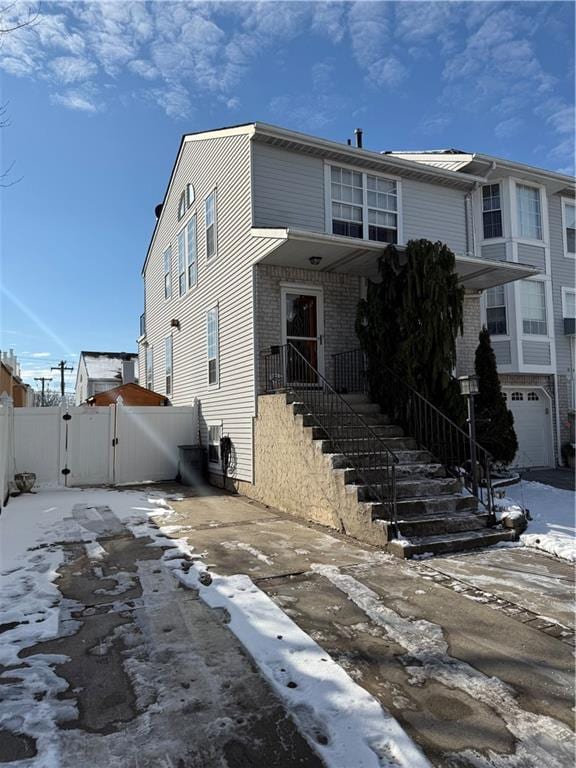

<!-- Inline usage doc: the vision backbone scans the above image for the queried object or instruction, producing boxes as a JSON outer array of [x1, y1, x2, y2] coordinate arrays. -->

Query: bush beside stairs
[[289, 390, 516, 558]]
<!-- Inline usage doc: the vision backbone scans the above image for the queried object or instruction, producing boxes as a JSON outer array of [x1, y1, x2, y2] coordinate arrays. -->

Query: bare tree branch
[[0, 2, 40, 34]]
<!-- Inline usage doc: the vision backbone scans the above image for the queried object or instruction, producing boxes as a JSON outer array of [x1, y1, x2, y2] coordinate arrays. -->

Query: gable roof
[[86, 381, 166, 406], [80, 351, 139, 381]]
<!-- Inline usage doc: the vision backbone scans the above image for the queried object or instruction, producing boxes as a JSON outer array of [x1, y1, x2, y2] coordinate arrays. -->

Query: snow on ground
[[0, 487, 430, 768], [495, 480, 575, 562]]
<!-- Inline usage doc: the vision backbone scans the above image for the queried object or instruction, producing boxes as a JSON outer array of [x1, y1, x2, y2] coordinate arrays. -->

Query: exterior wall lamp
[[309, 256, 322, 266], [458, 374, 480, 499], [171, 319, 180, 330]]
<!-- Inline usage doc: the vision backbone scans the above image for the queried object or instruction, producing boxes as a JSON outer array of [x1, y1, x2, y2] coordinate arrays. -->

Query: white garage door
[[504, 388, 553, 468]]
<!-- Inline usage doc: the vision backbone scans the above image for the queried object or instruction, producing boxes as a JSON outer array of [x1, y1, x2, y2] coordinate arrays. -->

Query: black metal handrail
[[333, 349, 495, 518], [262, 343, 399, 534]]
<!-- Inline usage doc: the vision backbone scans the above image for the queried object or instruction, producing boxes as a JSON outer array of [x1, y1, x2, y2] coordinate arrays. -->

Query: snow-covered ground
[[496, 480, 575, 562], [0, 487, 430, 768]]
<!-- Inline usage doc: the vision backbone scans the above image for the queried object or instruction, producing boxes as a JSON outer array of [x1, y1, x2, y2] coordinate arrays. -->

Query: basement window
[[208, 423, 222, 466], [207, 306, 219, 386], [165, 336, 172, 395]]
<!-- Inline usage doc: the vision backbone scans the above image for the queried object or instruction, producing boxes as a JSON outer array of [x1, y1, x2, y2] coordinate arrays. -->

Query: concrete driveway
[[0, 484, 574, 767]]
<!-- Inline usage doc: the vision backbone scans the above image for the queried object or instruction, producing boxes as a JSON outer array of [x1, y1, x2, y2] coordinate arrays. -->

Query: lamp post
[[458, 374, 480, 500]]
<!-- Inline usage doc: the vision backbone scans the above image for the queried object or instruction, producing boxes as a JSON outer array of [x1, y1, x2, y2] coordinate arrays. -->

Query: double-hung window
[[146, 346, 153, 390], [482, 184, 502, 239], [517, 184, 542, 240], [186, 214, 197, 287], [208, 423, 222, 467], [164, 336, 173, 395], [205, 191, 217, 259], [521, 280, 547, 336], [207, 306, 219, 386], [177, 229, 186, 296], [163, 246, 172, 299], [486, 285, 507, 335], [330, 166, 398, 243], [562, 199, 575, 257]]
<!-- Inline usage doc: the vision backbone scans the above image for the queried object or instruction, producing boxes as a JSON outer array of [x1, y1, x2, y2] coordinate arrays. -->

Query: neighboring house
[[75, 352, 139, 405], [389, 150, 576, 467], [86, 382, 168, 407], [138, 121, 537, 498], [0, 350, 34, 407]]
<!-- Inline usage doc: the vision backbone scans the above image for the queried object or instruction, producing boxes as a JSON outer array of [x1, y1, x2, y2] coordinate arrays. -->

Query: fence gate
[[62, 407, 114, 486]]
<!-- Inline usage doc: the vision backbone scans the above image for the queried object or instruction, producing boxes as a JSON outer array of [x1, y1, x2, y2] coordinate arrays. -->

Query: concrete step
[[387, 528, 517, 559], [395, 477, 462, 498], [311, 424, 404, 441], [370, 494, 478, 518], [342, 464, 447, 485], [395, 512, 491, 539], [320, 436, 417, 454], [331, 449, 434, 469], [290, 398, 381, 416], [394, 463, 447, 479], [301, 411, 392, 428]]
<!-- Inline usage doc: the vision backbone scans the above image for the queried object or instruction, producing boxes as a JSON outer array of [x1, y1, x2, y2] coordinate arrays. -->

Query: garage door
[[504, 388, 553, 468]]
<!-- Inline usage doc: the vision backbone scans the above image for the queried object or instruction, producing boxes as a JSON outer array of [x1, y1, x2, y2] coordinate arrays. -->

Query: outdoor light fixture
[[458, 374, 480, 500], [309, 256, 322, 266], [171, 318, 180, 330]]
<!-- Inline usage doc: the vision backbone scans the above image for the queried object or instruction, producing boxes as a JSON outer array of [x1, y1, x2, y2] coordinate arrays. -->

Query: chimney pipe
[[347, 138, 351, 146], [354, 128, 363, 149]]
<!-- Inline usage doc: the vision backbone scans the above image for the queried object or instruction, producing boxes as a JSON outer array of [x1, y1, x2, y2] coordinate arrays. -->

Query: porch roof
[[251, 228, 539, 290]]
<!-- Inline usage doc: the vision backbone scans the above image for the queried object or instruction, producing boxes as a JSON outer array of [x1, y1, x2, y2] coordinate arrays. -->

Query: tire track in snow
[[313, 565, 574, 768]]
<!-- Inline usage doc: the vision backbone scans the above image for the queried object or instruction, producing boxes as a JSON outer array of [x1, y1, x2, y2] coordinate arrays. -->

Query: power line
[[51, 360, 74, 397]]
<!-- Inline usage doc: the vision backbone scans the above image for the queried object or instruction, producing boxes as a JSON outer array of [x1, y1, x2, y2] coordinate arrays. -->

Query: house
[[138, 122, 540, 556], [75, 351, 139, 405], [0, 350, 34, 407], [388, 150, 576, 468], [86, 381, 168, 407]]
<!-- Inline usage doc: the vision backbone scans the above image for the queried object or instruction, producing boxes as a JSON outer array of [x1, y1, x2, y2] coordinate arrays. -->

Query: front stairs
[[293, 391, 516, 558]]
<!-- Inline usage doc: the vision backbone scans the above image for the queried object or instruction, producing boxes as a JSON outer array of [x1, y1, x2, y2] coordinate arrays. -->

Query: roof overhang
[[251, 228, 540, 290]]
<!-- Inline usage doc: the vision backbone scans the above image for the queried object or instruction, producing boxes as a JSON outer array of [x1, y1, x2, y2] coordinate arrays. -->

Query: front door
[[281, 287, 324, 384]]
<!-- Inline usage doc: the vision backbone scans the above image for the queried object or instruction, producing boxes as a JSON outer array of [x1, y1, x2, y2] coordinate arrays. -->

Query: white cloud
[[494, 117, 524, 139], [30, 352, 51, 359], [51, 89, 100, 113], [49, 56, 98, 84]]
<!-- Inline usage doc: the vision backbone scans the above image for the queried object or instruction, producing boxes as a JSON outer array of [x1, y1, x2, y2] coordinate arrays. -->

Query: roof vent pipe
[[354, 128, 363, 149]]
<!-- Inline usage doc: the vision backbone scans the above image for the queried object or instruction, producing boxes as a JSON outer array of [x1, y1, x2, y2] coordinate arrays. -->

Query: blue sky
[[0, 1, 574, 392]]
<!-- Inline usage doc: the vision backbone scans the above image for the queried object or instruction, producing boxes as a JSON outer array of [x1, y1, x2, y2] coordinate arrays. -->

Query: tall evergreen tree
[[357, 239, 466, 424], [474, 327, 518, 464]]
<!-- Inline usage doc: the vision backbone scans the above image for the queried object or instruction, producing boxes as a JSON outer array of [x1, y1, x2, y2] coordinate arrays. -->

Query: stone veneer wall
[[255, 264, 362, 391], [455, 292, 481, 377], [556, 374, 575, 445], [215, 394, 389, 547]]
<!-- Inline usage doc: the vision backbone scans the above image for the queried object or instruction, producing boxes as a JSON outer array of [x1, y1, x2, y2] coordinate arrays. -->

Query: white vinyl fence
[[0, 398, 15, 507], [2, 402, 198, 492]]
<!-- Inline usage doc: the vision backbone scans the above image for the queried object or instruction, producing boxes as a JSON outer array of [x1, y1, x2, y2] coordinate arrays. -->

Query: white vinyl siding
[[207, 306, 219, 386], [562, 198, 575, 257], [164, 336, 172, 395], [517, 184, 542, 241], [163, 246, 172, 299], [521, 280, 547, 336], [486, 285, 507, 335], [205, 191, 217, 260]]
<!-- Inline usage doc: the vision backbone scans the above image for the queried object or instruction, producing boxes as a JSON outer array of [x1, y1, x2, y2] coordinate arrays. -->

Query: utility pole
[[51, 361, 73, 397], [34, 376, 52, 406]]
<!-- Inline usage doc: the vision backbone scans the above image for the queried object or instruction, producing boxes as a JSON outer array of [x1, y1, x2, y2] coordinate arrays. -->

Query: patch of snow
[[221, 541, 274, 565], [496, 481, 575, 562]]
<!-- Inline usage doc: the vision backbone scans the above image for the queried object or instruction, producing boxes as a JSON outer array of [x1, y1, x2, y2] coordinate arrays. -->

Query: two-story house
[[138, 123, 540, 557], [390, 150, 576, 468], [75, 351, 139, 405]]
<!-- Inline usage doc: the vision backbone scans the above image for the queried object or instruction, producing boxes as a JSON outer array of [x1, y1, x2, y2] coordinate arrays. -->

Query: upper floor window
[[486, 285, 507, 335], [516, 184, 542, 241], [207, 306, 219, 386], [146, 346, 153, 390], [521, 280, 547, 336], [163, 246, 172, 300], [205, 191, 217, 259], [177, 229, 186, 296], [482, 184, 502, 239], [330, 165, 398, 244], [186, 215, 197, 288], [178, 184, 195, 220], [562, 288, 576, 319], [562, 199, 575, 257], [165, 336, 172, 395]]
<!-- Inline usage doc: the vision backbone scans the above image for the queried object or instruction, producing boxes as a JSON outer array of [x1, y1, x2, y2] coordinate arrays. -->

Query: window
[[177, 229, 186, 296], [205, 191, 217, 259], [562, 199, 575, 257], [208, 424, 222, 466], [482, 184, 502, 239], [186, 215, 197, 288], [527, 391, 539, 401], [163, 246, 172, 300], [146, 346, 153, 390], [164, 336, 172, 395], [516, 184, 542, 240], [486, 285, 507, 335], [521, 280, 547, 335], [330, 165, 398, 243], [178, 191, 186, 220], [207, 306, 219, 385], [511, 392, 524, 401], [562, 288, 576, 318]]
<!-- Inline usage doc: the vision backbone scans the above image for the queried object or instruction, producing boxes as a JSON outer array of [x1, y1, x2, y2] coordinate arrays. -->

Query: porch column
[[456, 291, 482, 377]]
